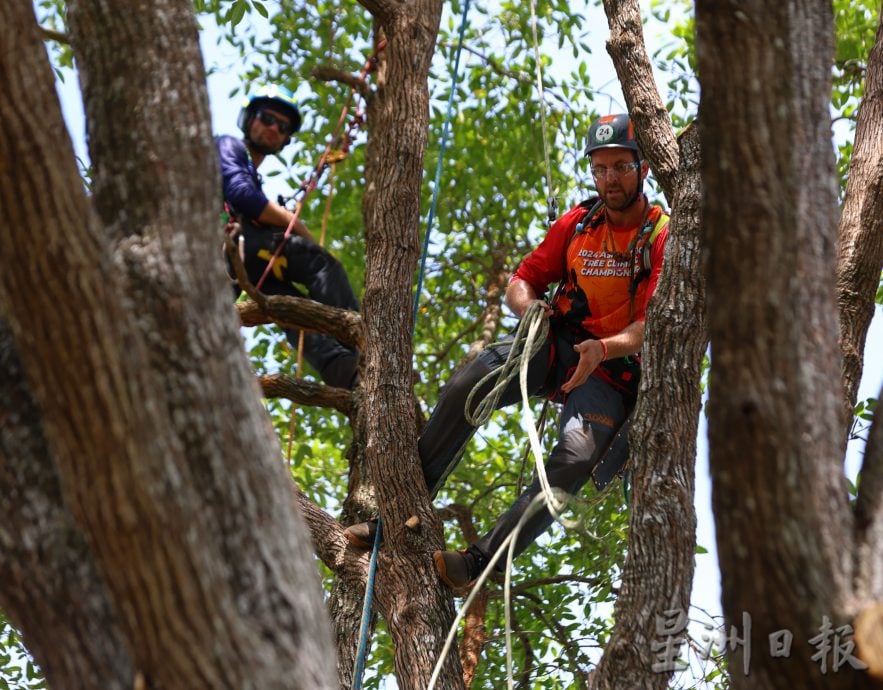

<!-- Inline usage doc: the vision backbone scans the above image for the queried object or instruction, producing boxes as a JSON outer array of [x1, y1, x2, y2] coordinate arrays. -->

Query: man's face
[[590, 147, 648, 212], [248, 107, 293, 155]]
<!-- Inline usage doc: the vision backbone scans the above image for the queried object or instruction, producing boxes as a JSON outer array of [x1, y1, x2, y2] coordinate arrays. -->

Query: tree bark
[[602, 0, 681, 199], [354, 3, 465, 689], [0, 319, 134, 690], [588, 2, 706, 687], [1, 0, 337, 687], [697, 2, 883, 688], [836, 11, 883, 417], [588, 122, 705, 688]]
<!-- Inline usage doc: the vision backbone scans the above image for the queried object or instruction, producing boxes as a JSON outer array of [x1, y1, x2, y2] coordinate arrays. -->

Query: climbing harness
[[567, 196, 670, 318], [255, 39, 386, 292], [351, 4, 472, 688]]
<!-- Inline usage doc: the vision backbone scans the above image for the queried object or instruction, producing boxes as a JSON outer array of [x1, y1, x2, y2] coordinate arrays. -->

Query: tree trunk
[[0, 320, 134, 689], [355, 2, 463, 689], [588, 124, 705, 688], [697, 2, 883, 688], [0, 0, 336, 687], [836, 11, 883, 417], [587, 2, 706, 687]]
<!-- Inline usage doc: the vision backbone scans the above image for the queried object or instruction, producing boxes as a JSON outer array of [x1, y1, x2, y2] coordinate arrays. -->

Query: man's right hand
[[525, 299, 553, 319], [505, 278, 552, 318]]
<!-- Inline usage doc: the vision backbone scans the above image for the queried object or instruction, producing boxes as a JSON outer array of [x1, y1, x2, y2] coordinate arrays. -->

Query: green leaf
[[229, 0, 247, 27]]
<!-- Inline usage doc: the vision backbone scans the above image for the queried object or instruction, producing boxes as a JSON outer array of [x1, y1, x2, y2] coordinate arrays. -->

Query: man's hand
[[526, 299, 554, 319], [506, 278, 552, 318], [560, 338, 606, 394]]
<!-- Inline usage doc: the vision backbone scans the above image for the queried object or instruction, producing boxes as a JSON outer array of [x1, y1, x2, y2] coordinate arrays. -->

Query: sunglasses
[[257, 110, 294, 136]]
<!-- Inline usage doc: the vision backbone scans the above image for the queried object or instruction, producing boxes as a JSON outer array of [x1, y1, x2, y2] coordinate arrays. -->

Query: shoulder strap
[[571, 197, 605, 239], [640, 211, 670, 271]]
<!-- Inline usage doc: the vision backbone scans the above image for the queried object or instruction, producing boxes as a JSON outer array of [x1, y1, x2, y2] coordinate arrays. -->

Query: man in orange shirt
[[346, 114, 669, 587]]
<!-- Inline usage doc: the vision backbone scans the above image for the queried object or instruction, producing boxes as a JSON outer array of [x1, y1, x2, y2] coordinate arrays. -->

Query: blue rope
[[351, 3, 472, 688], [351, 520, 382, 690], [412, 0, 473, 327]]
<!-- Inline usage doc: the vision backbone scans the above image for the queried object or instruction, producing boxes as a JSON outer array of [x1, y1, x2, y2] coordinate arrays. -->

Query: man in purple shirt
[[219, 84, 359, 389]]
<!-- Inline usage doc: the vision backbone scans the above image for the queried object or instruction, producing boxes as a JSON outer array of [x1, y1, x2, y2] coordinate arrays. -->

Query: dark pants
[[237, 223, 360, 389], [419, 325, 633, 562]]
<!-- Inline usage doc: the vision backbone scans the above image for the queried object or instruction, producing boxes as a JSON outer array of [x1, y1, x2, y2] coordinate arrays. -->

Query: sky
[[50, 0, 882, 670]]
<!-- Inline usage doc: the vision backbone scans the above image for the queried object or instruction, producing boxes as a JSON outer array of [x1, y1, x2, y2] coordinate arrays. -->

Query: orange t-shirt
[[513, 202, 668, 339]]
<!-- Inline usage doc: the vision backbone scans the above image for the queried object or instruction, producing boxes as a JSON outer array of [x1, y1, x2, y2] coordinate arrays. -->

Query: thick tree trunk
[[587, 2, 706, 687], [697, 2, 883, 688], [836, 11, 883, 416], [0, 320, 134, 690], [588, 124, 705, 689], [354, 2, 464, 689], [0, 0, 336, 687]]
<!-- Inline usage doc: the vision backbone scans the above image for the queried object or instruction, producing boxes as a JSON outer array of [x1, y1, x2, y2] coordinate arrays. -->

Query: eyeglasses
[[590, 161, 641, 179], [257, 110, 294, 136]]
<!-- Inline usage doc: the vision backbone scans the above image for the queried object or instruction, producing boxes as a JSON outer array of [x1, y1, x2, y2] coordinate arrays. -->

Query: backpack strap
[[639, 211, 670, 273], [572, 197, 605, 240], [550, 198, 605, 310]]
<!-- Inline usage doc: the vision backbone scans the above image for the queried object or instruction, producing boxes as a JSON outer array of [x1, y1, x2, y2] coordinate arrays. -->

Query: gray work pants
[[418, 325, 633, 561]]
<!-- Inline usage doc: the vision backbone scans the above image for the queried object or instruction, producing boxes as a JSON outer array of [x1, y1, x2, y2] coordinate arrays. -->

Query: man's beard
[[601, 184, 641, 212], [247, 136, 281, 156]]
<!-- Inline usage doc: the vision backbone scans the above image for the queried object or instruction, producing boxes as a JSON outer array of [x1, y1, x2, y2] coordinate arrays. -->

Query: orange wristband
[[599, 339, 608, 361]]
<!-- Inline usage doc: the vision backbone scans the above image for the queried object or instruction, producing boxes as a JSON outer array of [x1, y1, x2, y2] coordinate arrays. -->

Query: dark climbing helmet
[[237, 83, 302, 137], [584, 113, 641, 159]]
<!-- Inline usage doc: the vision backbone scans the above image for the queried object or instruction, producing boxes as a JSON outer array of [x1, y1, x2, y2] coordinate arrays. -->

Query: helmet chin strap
[[624, 186, 643, 210]]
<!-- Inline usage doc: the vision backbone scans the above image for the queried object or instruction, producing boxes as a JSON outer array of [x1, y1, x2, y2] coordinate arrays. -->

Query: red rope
[[255, 40, 387, 291]]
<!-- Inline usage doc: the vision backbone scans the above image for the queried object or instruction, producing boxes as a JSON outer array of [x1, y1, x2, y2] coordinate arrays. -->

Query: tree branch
[[289, 485, 384, 605], [39, 25, 69, 43], [460, 584, 489, 689], [225, 232, 269, 309], [836, 10, 883, 418], [236, 296, 363, 350], [601, 0, 680, 200], [227, 233, 363, 348], [312, 65, 372, 101], [463, 248, 508, 366], [487, 573, 606, 597], [259, 373, 354, 416], [357, 0, 400, 23]]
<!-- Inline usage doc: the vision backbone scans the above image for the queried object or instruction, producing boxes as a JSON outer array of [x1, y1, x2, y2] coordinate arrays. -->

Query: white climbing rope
[[426, 492, 557, 690], [428, 303, 583, 689]]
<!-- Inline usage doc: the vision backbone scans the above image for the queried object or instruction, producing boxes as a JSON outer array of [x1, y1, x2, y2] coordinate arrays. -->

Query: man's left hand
[[560, 339, 605, 394]]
